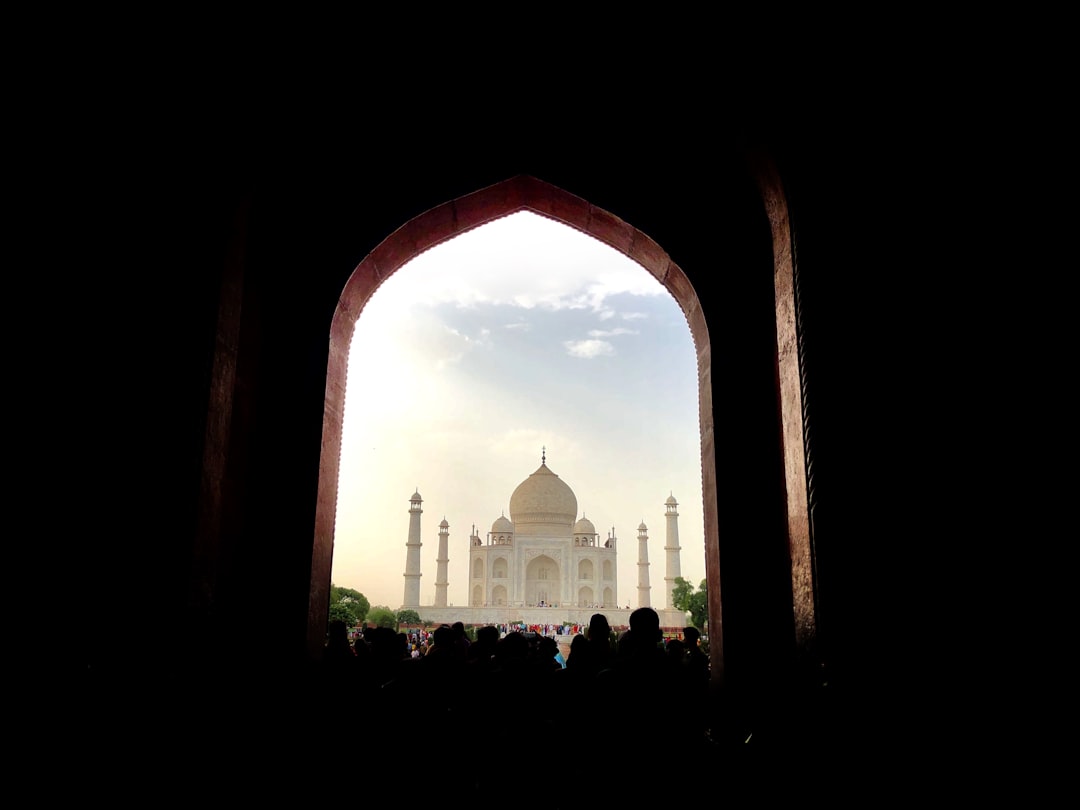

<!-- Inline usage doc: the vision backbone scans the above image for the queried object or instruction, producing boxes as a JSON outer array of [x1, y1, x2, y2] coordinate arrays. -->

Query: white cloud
[[564, 339, 616, 358], [380, 212, 669, 317]]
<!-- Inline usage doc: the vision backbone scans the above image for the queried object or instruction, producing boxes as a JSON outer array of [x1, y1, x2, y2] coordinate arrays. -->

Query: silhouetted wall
[[79, 128, 929, 762]]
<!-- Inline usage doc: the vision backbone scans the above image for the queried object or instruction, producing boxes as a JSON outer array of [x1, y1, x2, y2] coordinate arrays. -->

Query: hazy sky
[[331, 211, 705, 610]]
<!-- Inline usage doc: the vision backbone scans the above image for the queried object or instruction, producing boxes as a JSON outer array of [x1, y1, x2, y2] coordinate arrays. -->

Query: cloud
[[563, 339, 616, 358], [387, 212, 669, 317], [588, 327, 637, 338]]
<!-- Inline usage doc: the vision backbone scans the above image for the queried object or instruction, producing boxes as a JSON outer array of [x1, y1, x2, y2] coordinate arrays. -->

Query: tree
[[329, 583, 370, 626], [396, 609, 421, 626], [367, 606, 397, 628], [672, 576, 709, 631], [328, 601, 355, 625]]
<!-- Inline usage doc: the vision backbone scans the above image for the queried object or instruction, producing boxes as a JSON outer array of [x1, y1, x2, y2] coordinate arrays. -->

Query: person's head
[[537, 635, 559, 663], [369, 626, 400, 657], [588, 613, 611, 642], [629, 607, 662, 646], [683, 626, 701, 647], [432, 624, 454, 649], [475, 625, 499, 648], [569, 633, 587, 655], [495, 631, 530, 665]]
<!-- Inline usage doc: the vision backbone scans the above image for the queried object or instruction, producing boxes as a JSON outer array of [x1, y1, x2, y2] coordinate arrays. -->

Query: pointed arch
[[306, 173, 814, 683]]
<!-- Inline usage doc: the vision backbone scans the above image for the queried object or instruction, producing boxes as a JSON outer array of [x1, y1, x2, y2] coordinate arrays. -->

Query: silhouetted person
[[534, 635, 564, 677], [467, 624, 500, 672], [665, 636, 686, 664], [676, 626, 712, 748], [352, 631, 371, 659], [569, 612, 615, 679], [420, 624, 457, 665], [318, 619, 358, 721], [598, 607, 690, 744], [367, 625, 410, 689], [683, 625, 710, 685], [551, 632, 591, 702], [347, 630, 374, 686], [565, 632, 589, 670], [489, 631, 532, 686], [322, 619, 356, 673], [450, 621, 471, 661]]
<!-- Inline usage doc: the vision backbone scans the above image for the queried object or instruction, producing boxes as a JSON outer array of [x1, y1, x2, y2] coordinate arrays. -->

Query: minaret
[[403, 489, 423, 607], [637, 521, 651, 608], [664, 493, 682, 609], [609, 526, 618, 607], [434, 517, 450, 607]]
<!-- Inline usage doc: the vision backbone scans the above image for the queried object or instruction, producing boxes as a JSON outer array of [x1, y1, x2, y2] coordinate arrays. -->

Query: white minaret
[[403, 489, 423, 607], [609, 527, 618, 608], [637, 521, 651, 608], [664, 493, 682, 609], [434, 517, 450, 607]]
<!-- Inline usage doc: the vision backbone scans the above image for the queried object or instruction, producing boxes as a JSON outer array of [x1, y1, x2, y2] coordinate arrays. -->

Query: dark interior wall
[[78, 130, 925, 751], [223, 146, 797, 677], [767, 139, 944, 715]]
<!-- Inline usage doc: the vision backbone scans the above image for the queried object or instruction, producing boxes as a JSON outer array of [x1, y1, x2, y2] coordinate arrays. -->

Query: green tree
[[367, 606, 397, 629], [672, 576, 709, 631], [396, 609, 421, 626], [328, 601, 355, 625], [329, 584, 370, 626]]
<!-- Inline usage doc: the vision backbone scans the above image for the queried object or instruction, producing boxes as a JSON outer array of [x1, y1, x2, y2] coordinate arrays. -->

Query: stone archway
[[307, 172, 814, 683]]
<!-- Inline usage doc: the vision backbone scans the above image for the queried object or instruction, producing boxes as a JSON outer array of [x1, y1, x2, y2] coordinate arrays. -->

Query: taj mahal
[[402, 450, 690, 630]]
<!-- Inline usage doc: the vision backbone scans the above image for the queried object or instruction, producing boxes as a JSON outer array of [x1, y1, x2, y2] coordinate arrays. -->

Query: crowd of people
[[319, 608, 715, 797]]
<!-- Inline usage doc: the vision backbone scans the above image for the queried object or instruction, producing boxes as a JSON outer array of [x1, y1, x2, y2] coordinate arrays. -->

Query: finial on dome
[[541, 445, 546, 465]]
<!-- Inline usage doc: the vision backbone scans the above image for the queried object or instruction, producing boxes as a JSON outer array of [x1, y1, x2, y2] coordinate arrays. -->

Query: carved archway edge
[[309, 174, 733, 667]]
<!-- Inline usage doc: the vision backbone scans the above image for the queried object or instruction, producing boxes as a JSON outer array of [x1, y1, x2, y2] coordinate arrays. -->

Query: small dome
[[492, 515, 514, 533], [638, 521, 648, 531], [439, 518, 449, 528], [573, 516, 596, 534], [665, 494, 677, 505]]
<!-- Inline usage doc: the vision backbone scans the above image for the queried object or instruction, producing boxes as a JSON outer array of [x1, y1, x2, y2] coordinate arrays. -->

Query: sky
[[331, 211, 705, 610]]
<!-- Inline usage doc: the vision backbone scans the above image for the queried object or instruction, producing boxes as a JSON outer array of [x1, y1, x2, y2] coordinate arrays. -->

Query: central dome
[[508, 462, 578, 531]]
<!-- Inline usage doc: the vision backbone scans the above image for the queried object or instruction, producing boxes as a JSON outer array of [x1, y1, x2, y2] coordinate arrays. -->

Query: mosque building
[[402, 450, 690, 630]]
